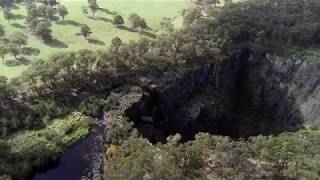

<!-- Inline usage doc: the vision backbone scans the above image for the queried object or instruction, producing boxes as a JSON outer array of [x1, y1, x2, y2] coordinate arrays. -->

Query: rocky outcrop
[[247, 55, 320, 124], [124, 53, 320, 140]]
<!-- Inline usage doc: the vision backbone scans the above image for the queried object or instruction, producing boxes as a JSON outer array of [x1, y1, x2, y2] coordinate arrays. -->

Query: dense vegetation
[[211, 0, 320, 56], [104, 0, 320, 179], [106, 120, 320, 179]]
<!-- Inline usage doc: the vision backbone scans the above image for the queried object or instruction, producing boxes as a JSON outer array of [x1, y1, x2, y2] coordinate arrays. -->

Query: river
[[31, 118, 107, 180]]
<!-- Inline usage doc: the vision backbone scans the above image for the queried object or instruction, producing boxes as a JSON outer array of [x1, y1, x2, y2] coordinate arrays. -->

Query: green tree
[[81, 5, 88, 14], [7, 44, 19, 60], [48, 0, 56, 7], [0, 0, 10, 10], [88, 0, 99, 16], [45, 6, 56, 20], [128, 13, 141, 30], [160, 17, 174, 32], [37, 4, 48, 17], [111, 37, 122, 48], [80, 24, 92, 40], [57, 5, 68, 20], [3, 8, 12, 23], [0, 46, 8, 62], [0, 25, 4, 37], [183, 7, 202, 27], [113, 15, 124, 27], [10, 32, 28, 48], [34, 19, 52, 41], [25, 3, 38, 23]]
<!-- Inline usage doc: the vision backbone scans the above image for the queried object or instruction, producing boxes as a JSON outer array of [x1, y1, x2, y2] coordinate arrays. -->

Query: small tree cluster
[[3, 8, 13, 23], [0, 0, 11, 10], [160, 17, 174, 33], [26, 3, 53, 41], [57, 5, 68, 20], [113, 15, 124, 27], [128, 14, 147, 31], [0, 29, 27, 62], [88, 0, 99, 16], [80, 24, 92, 40]]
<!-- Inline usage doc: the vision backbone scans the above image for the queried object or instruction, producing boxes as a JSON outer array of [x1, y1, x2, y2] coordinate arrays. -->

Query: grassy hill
[[0, 0, 191, 78]]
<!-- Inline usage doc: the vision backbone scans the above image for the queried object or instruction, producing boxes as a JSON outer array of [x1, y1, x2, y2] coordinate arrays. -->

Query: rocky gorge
[[120, 53, 320, 141]]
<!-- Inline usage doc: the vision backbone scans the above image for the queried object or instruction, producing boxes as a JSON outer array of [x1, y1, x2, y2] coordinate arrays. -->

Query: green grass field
[[0, 0, 191, 78]]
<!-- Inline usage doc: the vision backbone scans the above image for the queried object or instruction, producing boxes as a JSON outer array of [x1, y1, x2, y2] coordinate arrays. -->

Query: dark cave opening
[[126, 51, 304, 142]]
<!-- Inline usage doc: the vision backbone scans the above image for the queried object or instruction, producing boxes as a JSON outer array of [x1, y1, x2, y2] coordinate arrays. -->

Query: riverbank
[[0, 112, 95, 180]]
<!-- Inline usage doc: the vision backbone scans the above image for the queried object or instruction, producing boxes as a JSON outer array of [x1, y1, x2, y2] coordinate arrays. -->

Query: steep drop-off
[[125, 54, 320, 141]]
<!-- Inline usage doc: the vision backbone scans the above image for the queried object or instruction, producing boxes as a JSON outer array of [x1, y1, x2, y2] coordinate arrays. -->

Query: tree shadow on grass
[[98, 8, 118, 15], [50, 15, 60, 21], [88, 38, 105, 46], [98, 17, 112, 23], [21, 47, 41, 56], [88, 16, 99, 21], [4, 60, 20, 67], [11, 14, 25, 20], [56, 20, 82, 27], [145, 26, 153, 31], [45, 39, 68, 48], [3, 57, 31, 67], [11, 23, 26, 29], [117, 26, 136, 32], [141, 31, 157, 38], [17, 56, 31, 65], [9, 4, 19, 10]]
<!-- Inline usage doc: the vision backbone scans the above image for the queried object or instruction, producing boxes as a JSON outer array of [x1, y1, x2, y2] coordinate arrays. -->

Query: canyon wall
[[125, 54, 320, 140]]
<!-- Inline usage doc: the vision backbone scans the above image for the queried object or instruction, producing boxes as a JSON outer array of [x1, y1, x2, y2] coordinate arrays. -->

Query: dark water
[[32, 119, 107, 180]]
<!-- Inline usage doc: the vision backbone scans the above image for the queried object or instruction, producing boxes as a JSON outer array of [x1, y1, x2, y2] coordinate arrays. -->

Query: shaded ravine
[[31, 116, 107, 180]]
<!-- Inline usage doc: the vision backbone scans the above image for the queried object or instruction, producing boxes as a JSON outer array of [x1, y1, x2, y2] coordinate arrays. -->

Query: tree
[[113, 15, 124, 27], [160, 17, 174, 32], [45, 6, 56, 20], [10, 32, 28, 48], [111, 37, 122, 47], [0, 25, 4, 37], [111, 36, 122, 52], [80, 24, 92, 40], [81, 5, 88, 14], [88, 0, 99, 16], [48, 0, 57, 7], [57, 5, 68, 20], [34, 19, 52, 41], [137, 18, 147, 37], [0, 0, 10, 10], [0, 46, 8, 62], [25, 3, 38, 23], [3, 8, 12, 23], [183, 7, 202, 27], [128, 13, 141, 30], [138, 18, 147, 30], [7, 44, 19, 60], [37, 4, 48, 17]]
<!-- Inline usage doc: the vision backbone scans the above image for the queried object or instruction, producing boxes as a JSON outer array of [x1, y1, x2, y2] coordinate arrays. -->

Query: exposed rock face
[[125, 54, 320, 140], [246, 55, 320, 124]]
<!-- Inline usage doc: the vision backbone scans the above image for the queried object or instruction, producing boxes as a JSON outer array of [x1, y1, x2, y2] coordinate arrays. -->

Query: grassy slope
[[0, 0, 191, 78]]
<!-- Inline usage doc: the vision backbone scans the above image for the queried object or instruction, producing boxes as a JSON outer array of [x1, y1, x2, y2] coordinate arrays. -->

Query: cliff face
[[126, 54, 320, 140], [245, 55, 320, 124]]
